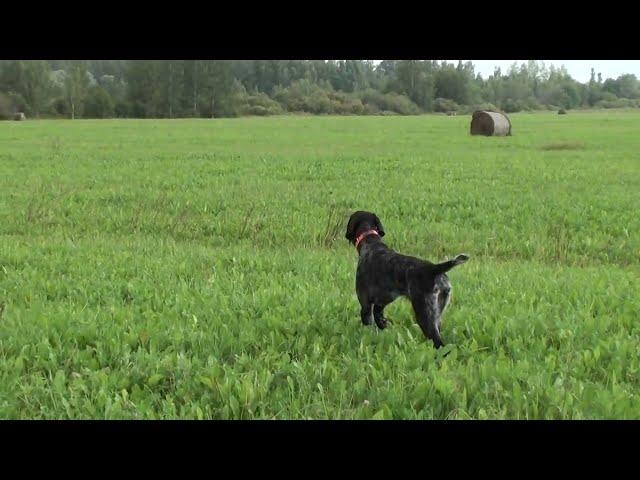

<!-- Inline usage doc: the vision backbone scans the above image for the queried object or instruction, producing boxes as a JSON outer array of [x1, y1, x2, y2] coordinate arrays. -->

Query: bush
[[326, 91, 365, 115], [502, 98, 524, 113], [130, 101, 147, 118], [433, 97, 459, 113], [5, 92, 29, 116], [245, 105, 269, 116], [236, 91, 283, 116], [306, 90, 332, 114], [358, 89, 420, 115], [47, 97, 68, 117], [273, 80, 321, 113], [363, 103, 380, 115], [600, 92, 618, 102], [458, 103, 498, 115], [595, 97, 639, 109], [115, 101, 131, 118], [524, 96, 543, 111]]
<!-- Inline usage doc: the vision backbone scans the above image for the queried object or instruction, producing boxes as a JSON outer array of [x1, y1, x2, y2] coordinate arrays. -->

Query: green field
[[1, 111, 639, 419]]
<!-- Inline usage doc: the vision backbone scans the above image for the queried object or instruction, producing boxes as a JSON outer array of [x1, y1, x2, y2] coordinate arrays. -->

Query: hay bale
[[470, 110, 511, 136], [14, 112, 26, 121]]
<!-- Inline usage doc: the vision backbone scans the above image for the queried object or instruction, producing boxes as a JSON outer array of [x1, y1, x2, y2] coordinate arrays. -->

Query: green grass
[[1, 112, 639, 419]]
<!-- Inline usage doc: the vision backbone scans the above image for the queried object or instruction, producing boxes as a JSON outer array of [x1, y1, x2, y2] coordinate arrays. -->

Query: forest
[[1, 60, 639, 119]]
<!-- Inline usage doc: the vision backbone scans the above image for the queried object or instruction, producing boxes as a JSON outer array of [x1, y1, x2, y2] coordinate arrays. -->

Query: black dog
[[345, 211, 469, 348]]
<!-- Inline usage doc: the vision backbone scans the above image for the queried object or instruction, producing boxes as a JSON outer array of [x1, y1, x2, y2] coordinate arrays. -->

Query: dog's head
[[345, 211, 385, 245]]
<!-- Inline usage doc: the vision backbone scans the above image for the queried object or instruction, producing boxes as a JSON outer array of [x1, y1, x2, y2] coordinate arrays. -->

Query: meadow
[[0, 111, 638, 419]]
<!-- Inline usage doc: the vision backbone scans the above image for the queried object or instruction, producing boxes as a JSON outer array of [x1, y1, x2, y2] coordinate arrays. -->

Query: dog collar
[[355, 229, 379, 250]]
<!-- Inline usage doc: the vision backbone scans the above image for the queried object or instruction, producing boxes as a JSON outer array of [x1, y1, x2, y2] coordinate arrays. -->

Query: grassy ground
[[1, 112, 638, 419]]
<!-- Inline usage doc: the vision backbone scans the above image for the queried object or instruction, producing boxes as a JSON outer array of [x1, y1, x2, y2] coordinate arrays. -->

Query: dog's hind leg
[[409, 294, 444, 348], [373, 304, 388, 330]]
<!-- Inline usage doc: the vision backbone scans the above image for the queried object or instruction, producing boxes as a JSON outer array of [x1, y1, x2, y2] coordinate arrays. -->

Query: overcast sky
[[372, 61, 640, 83]]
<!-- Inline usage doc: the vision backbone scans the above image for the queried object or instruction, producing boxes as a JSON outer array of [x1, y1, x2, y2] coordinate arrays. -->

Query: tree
[[611, 74, 639, 99], [0, 60, 23, 94], [65, 61, 90, 119], [153, 60, 185, 118], [0, 61, 52, 116], [434, 63, 469, 105], [183, 60, 201, 116], [0, 61, 53, 116], [84, 86, 115, 118], [125, 60, 156, 117], [200, 61, 234, 117]]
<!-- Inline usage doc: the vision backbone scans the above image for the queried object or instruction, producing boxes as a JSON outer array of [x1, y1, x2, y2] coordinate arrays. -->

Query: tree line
[[1, 60, 639, 119]]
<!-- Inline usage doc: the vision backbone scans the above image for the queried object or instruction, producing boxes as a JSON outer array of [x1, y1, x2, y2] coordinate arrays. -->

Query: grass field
[[1, 111, 639, 419]]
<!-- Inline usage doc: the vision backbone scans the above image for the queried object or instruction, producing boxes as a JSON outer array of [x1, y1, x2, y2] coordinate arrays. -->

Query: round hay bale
[[14, 112, 26, 121], [470, 110, 511, 136]]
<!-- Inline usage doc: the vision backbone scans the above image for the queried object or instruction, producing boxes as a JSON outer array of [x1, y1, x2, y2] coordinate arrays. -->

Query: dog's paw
[[454, 254, 470, 264], [374, 318, 388, 330]]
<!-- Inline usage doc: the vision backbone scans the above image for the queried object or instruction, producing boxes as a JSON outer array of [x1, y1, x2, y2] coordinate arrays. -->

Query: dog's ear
[[345, 214, 358, 242], [373, 214, 385, 238]]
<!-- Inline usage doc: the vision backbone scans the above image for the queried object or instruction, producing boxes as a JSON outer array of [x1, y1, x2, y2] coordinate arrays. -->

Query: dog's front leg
[[357, 295, 373, 326], [410, 295, 444, 348]]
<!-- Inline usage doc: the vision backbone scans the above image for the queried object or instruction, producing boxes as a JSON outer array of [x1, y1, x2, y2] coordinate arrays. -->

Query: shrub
[[524, 96, 543, 111], [47, 97, 68, 117], [115, 101, 131, 118], [433, 97, 459, 113], [236, 91, 284, 116], [502, 98, 524, 113], [458, 103, 498, 115], [0, 92, 38, 118], [245, 105, 269, 116], [358, 89, 420, 115], [595, 98, 638, 109]]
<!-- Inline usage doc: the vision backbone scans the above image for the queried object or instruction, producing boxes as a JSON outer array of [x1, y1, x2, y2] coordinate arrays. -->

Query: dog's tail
[[431, 254, 470, 275]]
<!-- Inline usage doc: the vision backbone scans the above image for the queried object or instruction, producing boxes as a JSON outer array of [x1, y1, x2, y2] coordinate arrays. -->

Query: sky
[[450, 60, 640, 82]]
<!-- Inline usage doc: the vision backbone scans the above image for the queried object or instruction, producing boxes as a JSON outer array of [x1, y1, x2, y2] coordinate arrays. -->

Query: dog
[[345, 211, 469, 348]]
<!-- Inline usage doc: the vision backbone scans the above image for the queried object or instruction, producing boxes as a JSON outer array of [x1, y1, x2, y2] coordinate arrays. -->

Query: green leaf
[[14, 356, 24, 372], [199, 376, 214, 389], [53, 370, 66, 393], [147, 374, 164, 386], [229, 395, 240, 417], [372, 409, 385, 420]]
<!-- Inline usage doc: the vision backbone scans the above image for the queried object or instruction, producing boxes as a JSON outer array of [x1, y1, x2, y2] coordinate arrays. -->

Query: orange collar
[[355, 229, 379, 250]]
